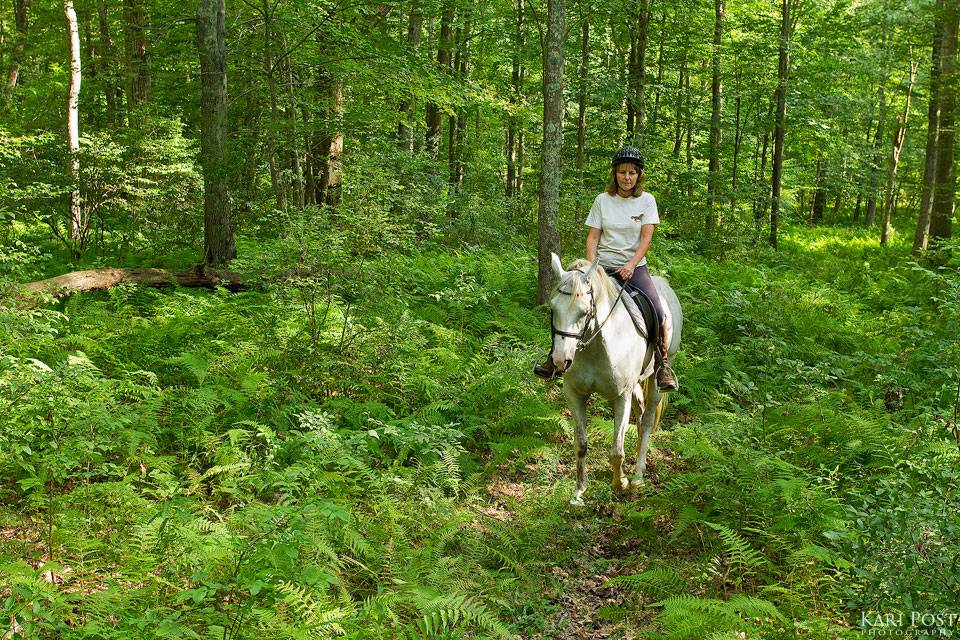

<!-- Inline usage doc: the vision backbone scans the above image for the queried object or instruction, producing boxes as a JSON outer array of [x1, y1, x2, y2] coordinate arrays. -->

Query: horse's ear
[[551, 253, 564, 279], [584, 257, 600, 279]]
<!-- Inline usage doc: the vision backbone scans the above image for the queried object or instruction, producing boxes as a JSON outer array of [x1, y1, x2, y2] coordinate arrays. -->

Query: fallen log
[[24, 265, 247, 298]]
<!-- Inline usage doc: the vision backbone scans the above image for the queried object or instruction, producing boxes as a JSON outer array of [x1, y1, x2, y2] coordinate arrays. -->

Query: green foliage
[[2, 211, 958, 639]]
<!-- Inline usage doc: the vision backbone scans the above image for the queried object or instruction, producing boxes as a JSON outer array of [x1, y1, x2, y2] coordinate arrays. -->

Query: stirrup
[[657, 365, 678, 391], [533, 357, 561, 379]]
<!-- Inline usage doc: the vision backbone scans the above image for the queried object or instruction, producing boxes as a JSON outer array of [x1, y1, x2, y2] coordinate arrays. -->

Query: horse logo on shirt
[[631, 215, 643, 221]]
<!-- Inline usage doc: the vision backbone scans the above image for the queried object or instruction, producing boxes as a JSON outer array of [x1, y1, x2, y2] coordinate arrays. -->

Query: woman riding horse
[[535, 147, 678, 391]]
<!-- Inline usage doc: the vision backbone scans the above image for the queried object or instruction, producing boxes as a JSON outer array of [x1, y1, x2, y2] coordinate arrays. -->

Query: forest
[[0, 0, 958, 637]]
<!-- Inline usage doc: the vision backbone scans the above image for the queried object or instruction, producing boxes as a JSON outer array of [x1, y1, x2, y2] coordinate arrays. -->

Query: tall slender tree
[[706, 0, 724, 235], [398, 0, 422, 152], [5, 0, 28, 100], [426, 6, 453, 159], [626, 0, 650, 141], [770, 0, 795, 249], [929, 0, 958, 243], [506, 0, 524, 199], [881, 59, 917, 245], [123, 0, 150, 111], [196, 0, 235, 264], [97, 1, 120, 123], [865, 82, 886, 226], [537, 0, 565, 304], [576, 15, 589, 183], [914, 1, 945, 252], [65, 0, 82, 242]]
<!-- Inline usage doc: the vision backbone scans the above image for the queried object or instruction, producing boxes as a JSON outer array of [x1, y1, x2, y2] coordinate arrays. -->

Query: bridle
[[551, 268, 626, 352]]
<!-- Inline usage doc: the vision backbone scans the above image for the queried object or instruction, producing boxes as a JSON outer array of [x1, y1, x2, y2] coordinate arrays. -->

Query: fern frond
[[607, 568, 685, 598], [415, 591, 511, 639], [705, 522, 770, 572]]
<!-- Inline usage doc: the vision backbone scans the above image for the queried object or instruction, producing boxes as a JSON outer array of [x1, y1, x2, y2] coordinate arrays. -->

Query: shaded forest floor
[[1, 223, 959, 638]]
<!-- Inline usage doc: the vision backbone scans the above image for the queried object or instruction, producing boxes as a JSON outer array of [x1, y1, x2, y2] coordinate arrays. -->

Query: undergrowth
[[1, 217, 958, 638]]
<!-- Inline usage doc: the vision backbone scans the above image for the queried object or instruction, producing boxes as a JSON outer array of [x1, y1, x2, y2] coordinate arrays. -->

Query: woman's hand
[[617, 262, 637, 280]]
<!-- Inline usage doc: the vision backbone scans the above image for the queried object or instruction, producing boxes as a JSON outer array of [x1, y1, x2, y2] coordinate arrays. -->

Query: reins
[[552, 268, 627, 352]]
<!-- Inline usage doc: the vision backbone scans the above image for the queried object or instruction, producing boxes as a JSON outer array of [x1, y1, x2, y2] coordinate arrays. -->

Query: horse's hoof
[[570, 496, 585, 507], [615, 477, 630, 491], [629, 476, 645, 489]]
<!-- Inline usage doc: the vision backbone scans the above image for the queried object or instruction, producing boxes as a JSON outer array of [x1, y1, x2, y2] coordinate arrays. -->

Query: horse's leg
[[631, 378, 662, 488], [567, 388, 590, 506], [610, 391, 632, 492]]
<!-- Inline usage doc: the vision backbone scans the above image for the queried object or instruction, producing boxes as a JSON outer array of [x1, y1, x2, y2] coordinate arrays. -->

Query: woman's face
[[615, 163, 640, 193]]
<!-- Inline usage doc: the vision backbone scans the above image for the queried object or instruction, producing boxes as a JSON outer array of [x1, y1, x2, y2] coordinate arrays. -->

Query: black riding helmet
[[612, 147, 644, 172]]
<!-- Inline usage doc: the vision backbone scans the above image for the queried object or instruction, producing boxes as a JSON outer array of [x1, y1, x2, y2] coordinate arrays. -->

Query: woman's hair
[[605, 164, 646, 197]]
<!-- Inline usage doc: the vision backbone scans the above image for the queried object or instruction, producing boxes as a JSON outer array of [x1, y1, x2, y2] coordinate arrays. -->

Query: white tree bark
[[65, 0, 83, 241]]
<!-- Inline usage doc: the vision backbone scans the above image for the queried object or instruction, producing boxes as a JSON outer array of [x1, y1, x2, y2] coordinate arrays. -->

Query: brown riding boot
[[656, 343, 678, 391], [533, 355, 561, 379]]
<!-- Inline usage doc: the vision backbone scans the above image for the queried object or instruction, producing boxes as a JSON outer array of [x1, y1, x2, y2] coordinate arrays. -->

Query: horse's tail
[[634, 378, 669, 433]]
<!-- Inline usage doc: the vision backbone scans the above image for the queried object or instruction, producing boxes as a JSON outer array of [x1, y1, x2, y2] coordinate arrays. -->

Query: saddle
[[603, 267, 660, 348]]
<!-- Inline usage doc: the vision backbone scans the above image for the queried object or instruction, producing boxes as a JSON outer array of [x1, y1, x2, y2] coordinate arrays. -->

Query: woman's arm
[[586, 227, 601, 261], [618, 224, 656, 279]]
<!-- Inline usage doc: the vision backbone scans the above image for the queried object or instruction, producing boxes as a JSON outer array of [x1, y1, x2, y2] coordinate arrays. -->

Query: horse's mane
[[564, 258, 620, 306]]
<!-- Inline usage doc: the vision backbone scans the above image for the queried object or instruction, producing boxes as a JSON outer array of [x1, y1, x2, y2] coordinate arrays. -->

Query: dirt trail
[[483, 445, 679, 639]]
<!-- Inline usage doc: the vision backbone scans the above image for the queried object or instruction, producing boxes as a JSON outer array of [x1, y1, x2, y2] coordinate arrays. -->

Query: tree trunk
[[123, 0, 149, 111], [684, 65, 693, 197], [196, 0, 235, 265], [832, 192, 843, 216], [753, 98, 773, 238], [261, 0, 283, 209], [397, 0, 422, 152], [811, 155, 826, 223], [576, 17, 589, 183], [914, 2, 945, 252], [625, 0, 649, 141], [25, 266, 246, 298], [317, 68, 344, 210], [447, 20, 469, 198], [730, 90, 742, 216], [280, 44, 303, 209], [649, 9, 666, 139], [930, 0, 959, 243], [65, 0, 83, 243], [97, 1, 119, 123], [537, 0, 565, 305], [426, 6, 453, 159], [881, 59, 917, 245], [83, 13, 97, 114], [506, 0, 524, 198], [302, 103, 315, 206], [672, 58, 685, 159], [865, 82, 886, 226], [517, 127, 525, 196], [706, 0, 724, 235], [770, 0, 791, 249], [454, 22, 469, 191], [5, 0, 28, 100]]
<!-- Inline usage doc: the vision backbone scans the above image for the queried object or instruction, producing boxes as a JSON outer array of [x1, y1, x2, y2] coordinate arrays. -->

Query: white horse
[[548, 253, 682, 506]]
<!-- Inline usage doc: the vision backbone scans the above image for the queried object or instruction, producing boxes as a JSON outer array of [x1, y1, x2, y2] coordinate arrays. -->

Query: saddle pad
[[624, 286, 659, 346]]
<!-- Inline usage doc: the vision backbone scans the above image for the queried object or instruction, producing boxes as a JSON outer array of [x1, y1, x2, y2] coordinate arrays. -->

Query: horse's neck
[[595, 292, 645, 351]]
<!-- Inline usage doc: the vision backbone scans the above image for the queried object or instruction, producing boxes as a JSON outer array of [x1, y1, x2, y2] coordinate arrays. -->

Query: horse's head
[[549, 253, 601, 373]]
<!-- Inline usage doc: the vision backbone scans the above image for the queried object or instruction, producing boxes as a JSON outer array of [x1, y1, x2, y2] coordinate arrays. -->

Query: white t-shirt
[[584, 191, 660, 268]]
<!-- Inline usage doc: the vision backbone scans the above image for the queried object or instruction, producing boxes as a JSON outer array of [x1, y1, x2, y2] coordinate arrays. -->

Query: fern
[[652, 593, 785, 640], [705, 522, 770, 573], [414, 591, 512, 639], [607, 568, 686, 598], [259, 581, 351, 637]]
